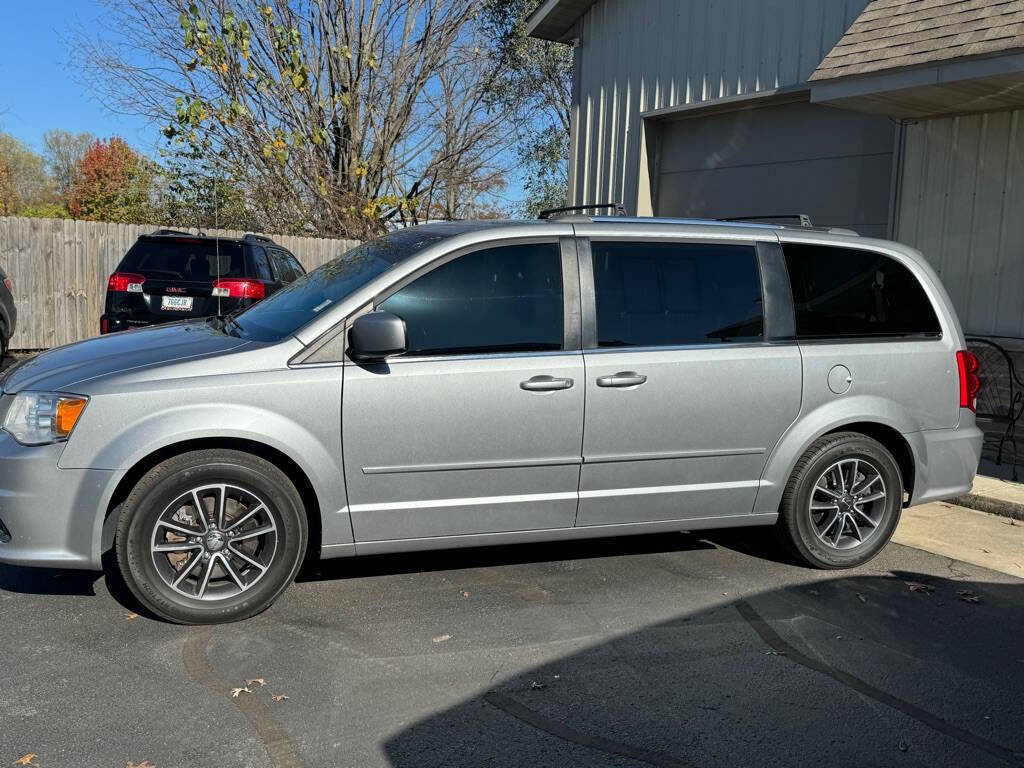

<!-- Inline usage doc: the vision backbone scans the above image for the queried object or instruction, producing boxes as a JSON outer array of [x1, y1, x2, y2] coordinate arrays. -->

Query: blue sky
[[0, 0, 153, 154], [0, 0, 526, 207]]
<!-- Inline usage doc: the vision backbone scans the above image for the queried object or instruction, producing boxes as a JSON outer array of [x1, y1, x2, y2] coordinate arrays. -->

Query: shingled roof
[[810, 0, 1024, 81]]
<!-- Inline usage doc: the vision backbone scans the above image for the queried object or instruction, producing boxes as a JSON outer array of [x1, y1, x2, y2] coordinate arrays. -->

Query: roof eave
[[810, 49, 1024, 119], [526, 0, 597, 42]]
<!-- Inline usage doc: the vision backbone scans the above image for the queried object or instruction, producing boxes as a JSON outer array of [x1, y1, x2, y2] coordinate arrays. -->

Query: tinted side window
[[284, 253, 305, 278], [783, 244, 941, 338], [378, 243, 563, 356], [272, 250, 296, 283], [250, 246, 275, 282], [591, 241, 763, 347]]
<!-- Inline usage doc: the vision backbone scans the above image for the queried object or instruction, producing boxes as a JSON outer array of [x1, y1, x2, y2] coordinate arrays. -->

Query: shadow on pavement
[[0, 565, 101, 596], [302, 531, 717, 583], [382, 571, 1024, 768]]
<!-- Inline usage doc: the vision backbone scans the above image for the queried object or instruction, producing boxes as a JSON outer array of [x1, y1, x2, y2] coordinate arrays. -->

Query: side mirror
[[348, 311, 407, 361]]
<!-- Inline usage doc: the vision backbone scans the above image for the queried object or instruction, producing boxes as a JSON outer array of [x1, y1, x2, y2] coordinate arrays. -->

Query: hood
[[1, 321, 250, 395]]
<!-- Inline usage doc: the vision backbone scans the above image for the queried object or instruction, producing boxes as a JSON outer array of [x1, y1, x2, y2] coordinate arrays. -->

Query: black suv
[[100, 230, 306, 334], [0, 264, 15, 359]]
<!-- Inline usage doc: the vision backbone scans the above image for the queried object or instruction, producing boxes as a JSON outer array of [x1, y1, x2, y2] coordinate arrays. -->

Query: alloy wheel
[[149, 483, 278, 601], [808, 457, 887, 551]]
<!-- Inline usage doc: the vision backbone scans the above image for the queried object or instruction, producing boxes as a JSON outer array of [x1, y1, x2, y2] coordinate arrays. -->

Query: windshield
[[229, 227, 451, 342]]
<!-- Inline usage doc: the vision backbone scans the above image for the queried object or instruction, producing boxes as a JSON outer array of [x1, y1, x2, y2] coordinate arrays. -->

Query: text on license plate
[[161, 295, 194, 311]]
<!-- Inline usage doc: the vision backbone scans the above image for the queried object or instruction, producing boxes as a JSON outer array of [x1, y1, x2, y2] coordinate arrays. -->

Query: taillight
[[957, 349, 980, 411], [3, 277, 11, 292], [108, 272, 146, 293], [212, 278, 265, 299]]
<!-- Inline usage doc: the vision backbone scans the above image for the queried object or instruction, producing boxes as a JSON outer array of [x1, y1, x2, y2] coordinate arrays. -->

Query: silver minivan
[[0, 217, 983, 623]]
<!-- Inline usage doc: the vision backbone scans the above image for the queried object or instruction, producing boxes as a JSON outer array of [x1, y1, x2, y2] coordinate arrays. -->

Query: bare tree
[[481, 0, 573, 216], [401, 42, 513, 222], [74, 0, 514, 237], [43, 130, 95, 196]]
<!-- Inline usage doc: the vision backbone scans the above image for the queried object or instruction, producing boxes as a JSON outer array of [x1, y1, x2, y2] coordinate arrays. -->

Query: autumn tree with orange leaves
[[67, 137, 155, 223]]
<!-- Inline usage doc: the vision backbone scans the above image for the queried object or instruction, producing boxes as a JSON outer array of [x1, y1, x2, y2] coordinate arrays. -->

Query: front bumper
[[906, 422, 984, 506], [0, 432, 119, 570]]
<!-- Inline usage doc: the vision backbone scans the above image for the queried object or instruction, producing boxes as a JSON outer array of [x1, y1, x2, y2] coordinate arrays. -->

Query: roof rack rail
[[718, 214, 814, 228], [242, 233, 273, 243], [538, 203, 627, 220], [149, 228, 194, 237]]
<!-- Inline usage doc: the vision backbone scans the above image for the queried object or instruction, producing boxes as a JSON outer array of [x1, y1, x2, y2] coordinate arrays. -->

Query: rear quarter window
[[782, 243, 941, 339]]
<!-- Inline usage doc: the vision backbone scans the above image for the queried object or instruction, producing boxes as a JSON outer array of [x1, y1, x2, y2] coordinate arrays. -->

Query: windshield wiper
[[223, 315, 244, 338]]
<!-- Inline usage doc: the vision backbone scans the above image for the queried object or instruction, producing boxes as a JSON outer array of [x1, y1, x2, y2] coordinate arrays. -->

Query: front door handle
[[596, 371, 647, 388], [521, 375, 574, 392]]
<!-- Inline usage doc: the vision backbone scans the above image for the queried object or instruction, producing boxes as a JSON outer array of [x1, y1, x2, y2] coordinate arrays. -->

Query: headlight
[[3, 392, 89, 446]]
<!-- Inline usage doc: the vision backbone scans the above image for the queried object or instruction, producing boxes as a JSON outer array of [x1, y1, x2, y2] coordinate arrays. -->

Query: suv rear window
[[119, 238, 245, 282], [783, 244, 941, 339]]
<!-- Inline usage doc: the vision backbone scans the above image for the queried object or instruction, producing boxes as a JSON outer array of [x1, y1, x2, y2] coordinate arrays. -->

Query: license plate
[[161, 295, 194, 311]]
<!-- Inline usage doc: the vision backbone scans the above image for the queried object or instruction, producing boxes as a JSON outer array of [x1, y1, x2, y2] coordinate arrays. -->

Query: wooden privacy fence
[[0, 216, 360, 350]]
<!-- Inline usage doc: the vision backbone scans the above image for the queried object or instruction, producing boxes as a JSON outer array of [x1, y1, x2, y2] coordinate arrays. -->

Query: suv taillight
[[108, 272, 146, 293], [3, 277, 11, 292], [212, 278, 265, 299], [957, 349, 980, 412]]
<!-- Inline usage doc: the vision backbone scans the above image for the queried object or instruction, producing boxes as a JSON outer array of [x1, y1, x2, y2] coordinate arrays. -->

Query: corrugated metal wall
[[896, 110, 1024, 338], [570, 0, 870, 211]]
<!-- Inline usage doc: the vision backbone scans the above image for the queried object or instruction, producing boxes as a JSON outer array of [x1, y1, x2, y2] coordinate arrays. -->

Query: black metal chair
[[965, 337, 1024, 480]]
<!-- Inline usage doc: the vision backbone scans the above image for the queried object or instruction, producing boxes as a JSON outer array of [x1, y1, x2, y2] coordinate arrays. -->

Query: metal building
[[528, 0, 1024, 338]]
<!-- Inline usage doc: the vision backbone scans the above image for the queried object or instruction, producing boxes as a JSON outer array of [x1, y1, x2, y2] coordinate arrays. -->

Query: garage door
[[653, 100, 895, 238]]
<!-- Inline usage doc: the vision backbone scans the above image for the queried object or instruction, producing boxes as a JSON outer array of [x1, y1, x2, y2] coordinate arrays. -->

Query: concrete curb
[[950, 492, 1024, 522]]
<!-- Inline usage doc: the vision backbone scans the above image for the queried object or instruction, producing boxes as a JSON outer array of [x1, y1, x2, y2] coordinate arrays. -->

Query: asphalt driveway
[[2, 527, 1023, 768]]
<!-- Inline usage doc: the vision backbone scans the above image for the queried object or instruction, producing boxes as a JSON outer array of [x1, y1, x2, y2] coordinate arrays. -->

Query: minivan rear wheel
[[777, 432, 903, 569], [115, 449, 307, 624]]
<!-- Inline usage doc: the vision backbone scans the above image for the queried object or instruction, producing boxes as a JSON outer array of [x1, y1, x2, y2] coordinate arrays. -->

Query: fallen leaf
[[807, 589, 820, 596], [905, 581, 934, 594], [957, 590, 982, 604], [857, 592, 867, 603], [12, 755, 37, 767], [763, 650, 786, 656], [230, 687, 252, 698], [432, 634, 452, 644], [123, 612, 139, 620], [898, 740, 909, 753], [530, 681, 547, 690], [461, 591, 469, 598], [126, 761, 156, 768], [246, 678, 266, 688], [271, 694, 290, 702]]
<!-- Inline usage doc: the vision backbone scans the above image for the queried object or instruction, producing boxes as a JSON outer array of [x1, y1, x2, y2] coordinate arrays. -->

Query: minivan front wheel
[[777, 432, 903, 569], [115, 449, 307, 624]]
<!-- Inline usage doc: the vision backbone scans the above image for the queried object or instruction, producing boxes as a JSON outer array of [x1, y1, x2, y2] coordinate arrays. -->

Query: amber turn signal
[[55, 397, 88, 437]]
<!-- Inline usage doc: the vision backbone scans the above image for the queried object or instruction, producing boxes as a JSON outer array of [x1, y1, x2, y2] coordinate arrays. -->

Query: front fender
[[59, 375, 352, 550], [754, 394, 917, 516]]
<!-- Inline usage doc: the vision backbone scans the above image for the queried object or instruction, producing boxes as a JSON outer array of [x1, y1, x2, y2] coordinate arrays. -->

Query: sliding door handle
[[596, 371, 647, 388], [521, 375, 574, 392]]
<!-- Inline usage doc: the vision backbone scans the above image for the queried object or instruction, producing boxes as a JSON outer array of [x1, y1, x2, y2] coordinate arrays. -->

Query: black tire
[[115, 449, 308, 624], [776, 432, 903, 569], [0, 319, 8, 362]]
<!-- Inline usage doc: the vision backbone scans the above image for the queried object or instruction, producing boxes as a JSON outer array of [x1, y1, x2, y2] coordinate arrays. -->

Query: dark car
[[100, 230, 305, 334], [0, 264, 15, 360]]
